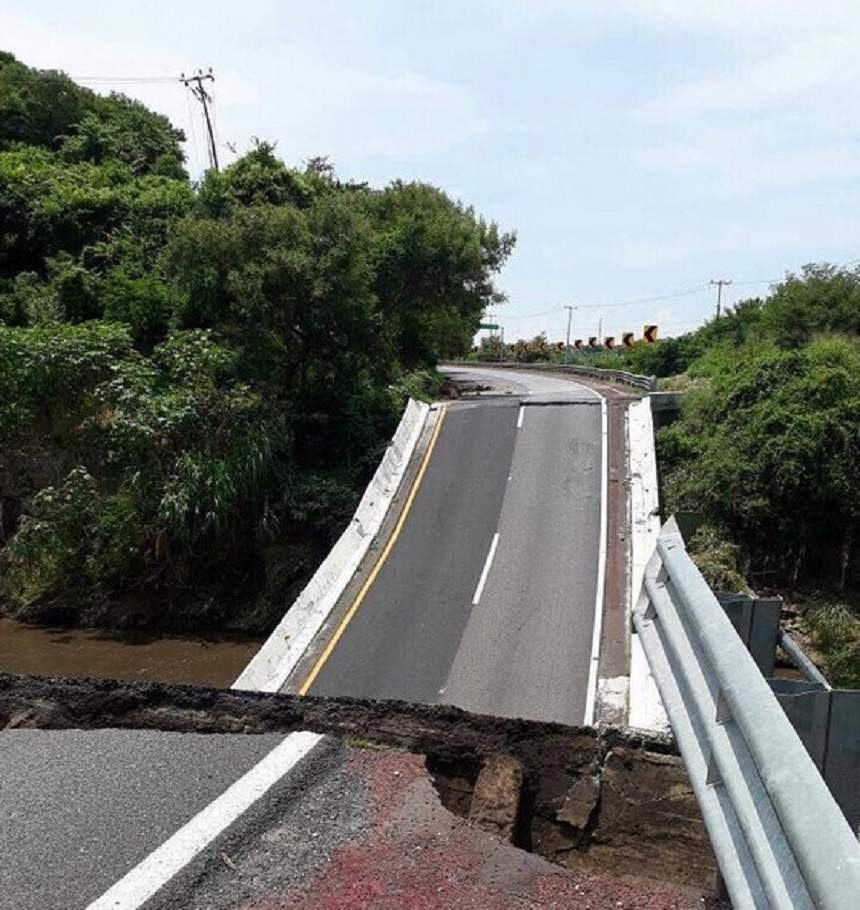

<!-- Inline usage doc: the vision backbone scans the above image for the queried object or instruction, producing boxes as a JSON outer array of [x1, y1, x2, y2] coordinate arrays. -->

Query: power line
[[184, 81, 202, 177], [575, 284, 711, 310], [502, 307, 560, 320], [504, 286, 711, 322], [72, 76, 181, 84], [0, 71, 180, 85]]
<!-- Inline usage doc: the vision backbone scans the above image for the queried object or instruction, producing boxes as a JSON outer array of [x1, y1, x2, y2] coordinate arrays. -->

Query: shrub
[[659, 337, 860, 586], [805, 603, 860, 688]]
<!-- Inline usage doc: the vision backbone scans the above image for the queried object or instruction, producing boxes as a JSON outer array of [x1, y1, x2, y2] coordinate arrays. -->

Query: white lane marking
[[583, 395, 609, 726], [472, 532, 500, 606], [517, 406, 525, 429], [87, 731, 322, 910]]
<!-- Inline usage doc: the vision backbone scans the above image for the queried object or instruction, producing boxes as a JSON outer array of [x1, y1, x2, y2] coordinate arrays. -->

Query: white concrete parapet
[[234, 398, 430, 693]]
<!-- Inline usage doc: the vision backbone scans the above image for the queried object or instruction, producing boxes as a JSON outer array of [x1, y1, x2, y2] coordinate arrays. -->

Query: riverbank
[[0, 617, 262, 688]]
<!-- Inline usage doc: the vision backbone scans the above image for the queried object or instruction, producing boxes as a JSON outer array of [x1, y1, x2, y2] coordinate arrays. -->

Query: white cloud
[[267, 50, 488, 161], [639, 27, 860, 119], [2, 7, 487, 176], [613, 0, 859, 38]]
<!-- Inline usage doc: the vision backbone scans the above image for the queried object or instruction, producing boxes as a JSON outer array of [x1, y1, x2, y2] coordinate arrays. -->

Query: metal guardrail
[[778, 628, 831, 689], [633, 520, 860, 910], [451, 360, 658, 391], [715, 594, 859, 833]]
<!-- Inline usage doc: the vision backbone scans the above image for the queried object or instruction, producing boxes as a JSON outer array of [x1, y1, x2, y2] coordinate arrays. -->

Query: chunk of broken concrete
[[556, 773, 601, 835], [468, 754, 524, 842]]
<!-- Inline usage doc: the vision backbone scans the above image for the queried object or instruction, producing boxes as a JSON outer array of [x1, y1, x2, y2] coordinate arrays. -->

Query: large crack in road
[[2, 672, 720, 897]]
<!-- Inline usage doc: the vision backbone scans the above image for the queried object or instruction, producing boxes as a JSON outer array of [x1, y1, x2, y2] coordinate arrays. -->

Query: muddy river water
[[0, 617, 262, 687]]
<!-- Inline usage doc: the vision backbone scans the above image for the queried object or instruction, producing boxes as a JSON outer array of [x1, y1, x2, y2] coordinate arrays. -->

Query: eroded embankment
[[0, 672, 716, 894]]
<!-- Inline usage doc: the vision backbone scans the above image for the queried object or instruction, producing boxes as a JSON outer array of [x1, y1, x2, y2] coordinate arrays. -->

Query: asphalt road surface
[[305, 366, 604, 725], [0, 729, 284, 910], [2, 366, 606, 910]]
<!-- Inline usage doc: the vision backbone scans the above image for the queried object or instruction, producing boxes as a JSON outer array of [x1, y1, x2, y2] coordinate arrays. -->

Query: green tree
[[0, 59, 516, 631], [60, 97, 186, 178], [0, 53, 87, 151], [0, 52, 185, 174], [365, 181, 515, 367], [762, 264, 860, 348], [660, 336, 860, 587]]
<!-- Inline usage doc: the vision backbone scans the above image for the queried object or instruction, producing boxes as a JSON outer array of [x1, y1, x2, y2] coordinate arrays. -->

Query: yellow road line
[[297, 404, 448, 695]]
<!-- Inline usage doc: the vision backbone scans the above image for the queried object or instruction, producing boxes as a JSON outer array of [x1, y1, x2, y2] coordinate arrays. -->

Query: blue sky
[[6, 1, 860, 342]]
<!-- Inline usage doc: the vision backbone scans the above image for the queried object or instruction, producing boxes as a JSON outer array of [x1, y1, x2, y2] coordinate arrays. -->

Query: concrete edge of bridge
[[625, 396, 670, 733], [278, 403, 448, 695], [233, 397, 431, 695]]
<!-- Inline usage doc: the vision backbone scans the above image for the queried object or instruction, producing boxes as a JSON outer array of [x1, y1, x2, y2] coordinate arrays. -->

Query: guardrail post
[[825, 691, 860, 834], [716, 594, 781, 678], [749, 598, 782, 679], [769, 680, 830, 769]]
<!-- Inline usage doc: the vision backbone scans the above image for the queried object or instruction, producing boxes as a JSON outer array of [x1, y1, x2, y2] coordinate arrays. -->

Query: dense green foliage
[[491, 265, 860, 599], [650, 269, 860, 681], [0, 54, 513, 629], [650, 266, 860, 598], [660, 336, 860, 586], [0, 51, 185, 175]]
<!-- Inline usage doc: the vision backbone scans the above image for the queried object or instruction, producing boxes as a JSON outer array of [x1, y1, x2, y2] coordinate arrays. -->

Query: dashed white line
[[472, 532, 500, 605], [517, 405, 525, 429]]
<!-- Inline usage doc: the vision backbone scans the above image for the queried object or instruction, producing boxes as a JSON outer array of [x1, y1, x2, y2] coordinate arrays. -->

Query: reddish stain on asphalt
[[242, 749, 721, 910], [271, 836, 714, 910], [349, 749, 428, 818]]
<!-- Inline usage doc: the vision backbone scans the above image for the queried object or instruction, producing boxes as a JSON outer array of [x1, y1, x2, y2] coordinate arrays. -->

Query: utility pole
[[564, 305, 575, 363], [709, 278, 732, 318], [181, 68, 219, 171], [597, 316, 603, 345]]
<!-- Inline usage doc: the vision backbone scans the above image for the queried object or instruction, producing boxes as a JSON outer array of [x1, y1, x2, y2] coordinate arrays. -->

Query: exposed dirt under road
[[2, 672, 719, 898]]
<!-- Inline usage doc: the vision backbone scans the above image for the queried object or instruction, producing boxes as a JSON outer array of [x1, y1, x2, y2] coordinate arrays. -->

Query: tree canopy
[[0, 54, 514, 629], [659, 336, 860, 587]]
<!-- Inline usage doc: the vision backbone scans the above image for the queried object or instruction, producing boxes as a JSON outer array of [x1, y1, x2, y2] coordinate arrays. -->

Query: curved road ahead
[[296, 366, 606, 726]]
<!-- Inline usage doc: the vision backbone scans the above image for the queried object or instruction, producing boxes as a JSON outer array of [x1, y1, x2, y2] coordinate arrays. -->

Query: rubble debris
[[467, 754, 524, 841], [556, 772, 600, 836]]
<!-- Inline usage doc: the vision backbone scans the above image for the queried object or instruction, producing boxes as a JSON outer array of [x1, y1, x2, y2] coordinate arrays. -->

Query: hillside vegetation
[[0, 53, 514, 631], [489, 267, 860, 684]]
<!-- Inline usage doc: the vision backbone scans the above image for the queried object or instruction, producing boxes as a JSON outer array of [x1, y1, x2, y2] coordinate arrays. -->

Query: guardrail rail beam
[[633, 520, 860, 910]]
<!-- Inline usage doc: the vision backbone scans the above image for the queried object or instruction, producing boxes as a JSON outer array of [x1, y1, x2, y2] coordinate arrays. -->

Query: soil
[[1, 672, 717, 895]]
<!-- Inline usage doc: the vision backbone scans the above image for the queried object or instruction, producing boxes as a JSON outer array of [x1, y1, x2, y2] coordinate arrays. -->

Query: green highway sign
[[479, 323, 500, 330]]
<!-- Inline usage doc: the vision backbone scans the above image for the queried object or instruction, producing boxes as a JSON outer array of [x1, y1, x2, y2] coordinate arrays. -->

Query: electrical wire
[[504, 285, 712, 321], [501, 307, 561, 320], [0, 70, 180, 84], [72, 76, 180, 84], [575, 284, 711, 310], [184, 84, 202, 178], [502, 275, 796, 327]]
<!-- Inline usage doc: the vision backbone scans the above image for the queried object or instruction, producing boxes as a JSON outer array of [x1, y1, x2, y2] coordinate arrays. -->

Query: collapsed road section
[[1, 672, 726, 909]]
